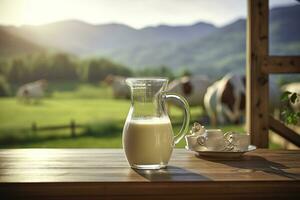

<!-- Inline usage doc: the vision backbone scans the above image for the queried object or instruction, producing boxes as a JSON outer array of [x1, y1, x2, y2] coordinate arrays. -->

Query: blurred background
[[0, 0, 299, 148]]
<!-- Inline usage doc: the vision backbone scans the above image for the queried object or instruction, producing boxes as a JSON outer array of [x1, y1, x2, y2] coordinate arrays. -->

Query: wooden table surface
[[0, 149, 300, 199]]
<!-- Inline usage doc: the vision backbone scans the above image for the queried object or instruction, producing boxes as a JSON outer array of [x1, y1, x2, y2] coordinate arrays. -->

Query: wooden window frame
[[246, 0, 300, 148]]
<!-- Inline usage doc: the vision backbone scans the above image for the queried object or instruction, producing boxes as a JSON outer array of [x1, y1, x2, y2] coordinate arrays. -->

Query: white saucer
[[185, 145, 257, 158]]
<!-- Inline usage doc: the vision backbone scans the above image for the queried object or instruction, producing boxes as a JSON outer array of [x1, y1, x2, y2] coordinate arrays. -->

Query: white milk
[[122, 117, 174, 168]]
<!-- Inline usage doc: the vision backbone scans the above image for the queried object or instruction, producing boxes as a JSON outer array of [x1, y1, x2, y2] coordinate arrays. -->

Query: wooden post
[[31, 122, 37, 135], [70, 120, 76, 138], [269, 115, 300, 147], [262, 56, 300, 73], [246, 0, 269, 148]]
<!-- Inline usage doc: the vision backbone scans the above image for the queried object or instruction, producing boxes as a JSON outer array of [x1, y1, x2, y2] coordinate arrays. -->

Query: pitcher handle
[[164, 93, 190, 145]]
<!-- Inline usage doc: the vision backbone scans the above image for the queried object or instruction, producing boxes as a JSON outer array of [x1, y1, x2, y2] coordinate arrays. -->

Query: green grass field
[[0, 83, 245, 148]]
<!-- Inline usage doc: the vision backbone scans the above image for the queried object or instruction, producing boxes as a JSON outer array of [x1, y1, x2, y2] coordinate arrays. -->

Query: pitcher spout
[[125, 77, 169, 118], [126, 77, 168, 90], [126, 77, 168, 101]]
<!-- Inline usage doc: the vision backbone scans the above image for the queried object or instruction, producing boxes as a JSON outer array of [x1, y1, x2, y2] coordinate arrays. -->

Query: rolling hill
[[5, 20, 216, 56], [0, 27, 44, 57], [1, 5, 299, 76], [104, 5, 300, 76]]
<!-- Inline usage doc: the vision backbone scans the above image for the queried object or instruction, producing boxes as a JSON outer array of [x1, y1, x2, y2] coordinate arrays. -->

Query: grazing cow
[[281, 82, 300, 112], [204, 74, 246, 125], [104, 75, 130, 99], [203, 79, 222, 126], [204, 74, 281, 125], [17, 80, 48, 104], [167, 75, 211, 107]]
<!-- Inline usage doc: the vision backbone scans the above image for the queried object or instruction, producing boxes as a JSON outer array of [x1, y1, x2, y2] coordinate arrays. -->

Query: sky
[[0, 0, 298, 28]]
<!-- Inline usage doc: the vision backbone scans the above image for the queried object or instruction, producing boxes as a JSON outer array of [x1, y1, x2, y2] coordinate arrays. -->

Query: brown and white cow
[[104, 75, 130, 99], [17, 79, 48, 104], [204, 74, 280, 125], [204, 74, 246, 125], [167, 75, 211, 107]]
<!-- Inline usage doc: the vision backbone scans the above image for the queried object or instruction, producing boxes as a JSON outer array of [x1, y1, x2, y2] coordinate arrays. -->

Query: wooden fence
[[31, 120, 84, 137]]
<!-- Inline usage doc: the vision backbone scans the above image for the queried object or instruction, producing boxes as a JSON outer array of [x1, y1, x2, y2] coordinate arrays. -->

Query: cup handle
[[164, 93, 190, 145]]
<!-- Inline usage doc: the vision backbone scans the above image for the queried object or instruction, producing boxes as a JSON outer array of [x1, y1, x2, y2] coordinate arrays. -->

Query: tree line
[[0, 53, 132, 83], [0, 52, 176, 96]]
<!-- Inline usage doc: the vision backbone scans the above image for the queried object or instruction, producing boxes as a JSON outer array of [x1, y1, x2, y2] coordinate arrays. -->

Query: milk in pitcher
[[123, 117, 174, 168]]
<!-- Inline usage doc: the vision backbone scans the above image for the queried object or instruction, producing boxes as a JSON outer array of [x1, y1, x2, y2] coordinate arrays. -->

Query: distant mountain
[[101, 5, 300, 76], [0, 27, 43, 57], [1, 5, 299, 76], [5, 20, 216, 56], [158, 19, 247, 75], [269, 5, 300, 55]]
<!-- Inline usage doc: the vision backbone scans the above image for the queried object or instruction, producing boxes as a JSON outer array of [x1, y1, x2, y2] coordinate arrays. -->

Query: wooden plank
[[0, 149, 299, 199], [269, 115, 300, 147], [262, 56, 300, 73], [33, 125, 84, 131], [246, 0, 269, 148], [0, 149, 299, 183], [1, 182, 300, 200]]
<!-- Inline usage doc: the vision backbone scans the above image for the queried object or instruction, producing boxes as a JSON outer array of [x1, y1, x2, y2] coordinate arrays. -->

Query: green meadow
[[0, 83, 245, 148]]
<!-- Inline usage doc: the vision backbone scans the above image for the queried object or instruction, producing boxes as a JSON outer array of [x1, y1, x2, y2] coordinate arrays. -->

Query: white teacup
[[185, 135, 199, 150], [197, 129, 226, 151], [228, 133, 250, 151]]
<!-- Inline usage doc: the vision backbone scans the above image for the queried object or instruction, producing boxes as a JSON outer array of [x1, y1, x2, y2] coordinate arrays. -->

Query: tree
[[8, 58, 30, 83], [0, 75, 11, 96], [49, 53, 78, 81], [86, 58, 132, 82]]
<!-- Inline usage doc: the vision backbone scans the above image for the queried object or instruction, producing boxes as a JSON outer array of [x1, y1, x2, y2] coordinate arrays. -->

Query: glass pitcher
[[123, 78, 190, 169]]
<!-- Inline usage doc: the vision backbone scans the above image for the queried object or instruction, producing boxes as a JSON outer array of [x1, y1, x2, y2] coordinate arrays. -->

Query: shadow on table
[[199, 155, 300, 180], [134, 166, 211, 181]]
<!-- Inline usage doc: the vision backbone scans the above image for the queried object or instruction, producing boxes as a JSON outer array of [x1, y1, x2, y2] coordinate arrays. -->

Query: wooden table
[[0, 149, 300, 199]]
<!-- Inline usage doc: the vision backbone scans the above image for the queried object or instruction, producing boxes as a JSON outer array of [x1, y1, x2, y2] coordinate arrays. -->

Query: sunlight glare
[[21, 0, 73, 26]]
